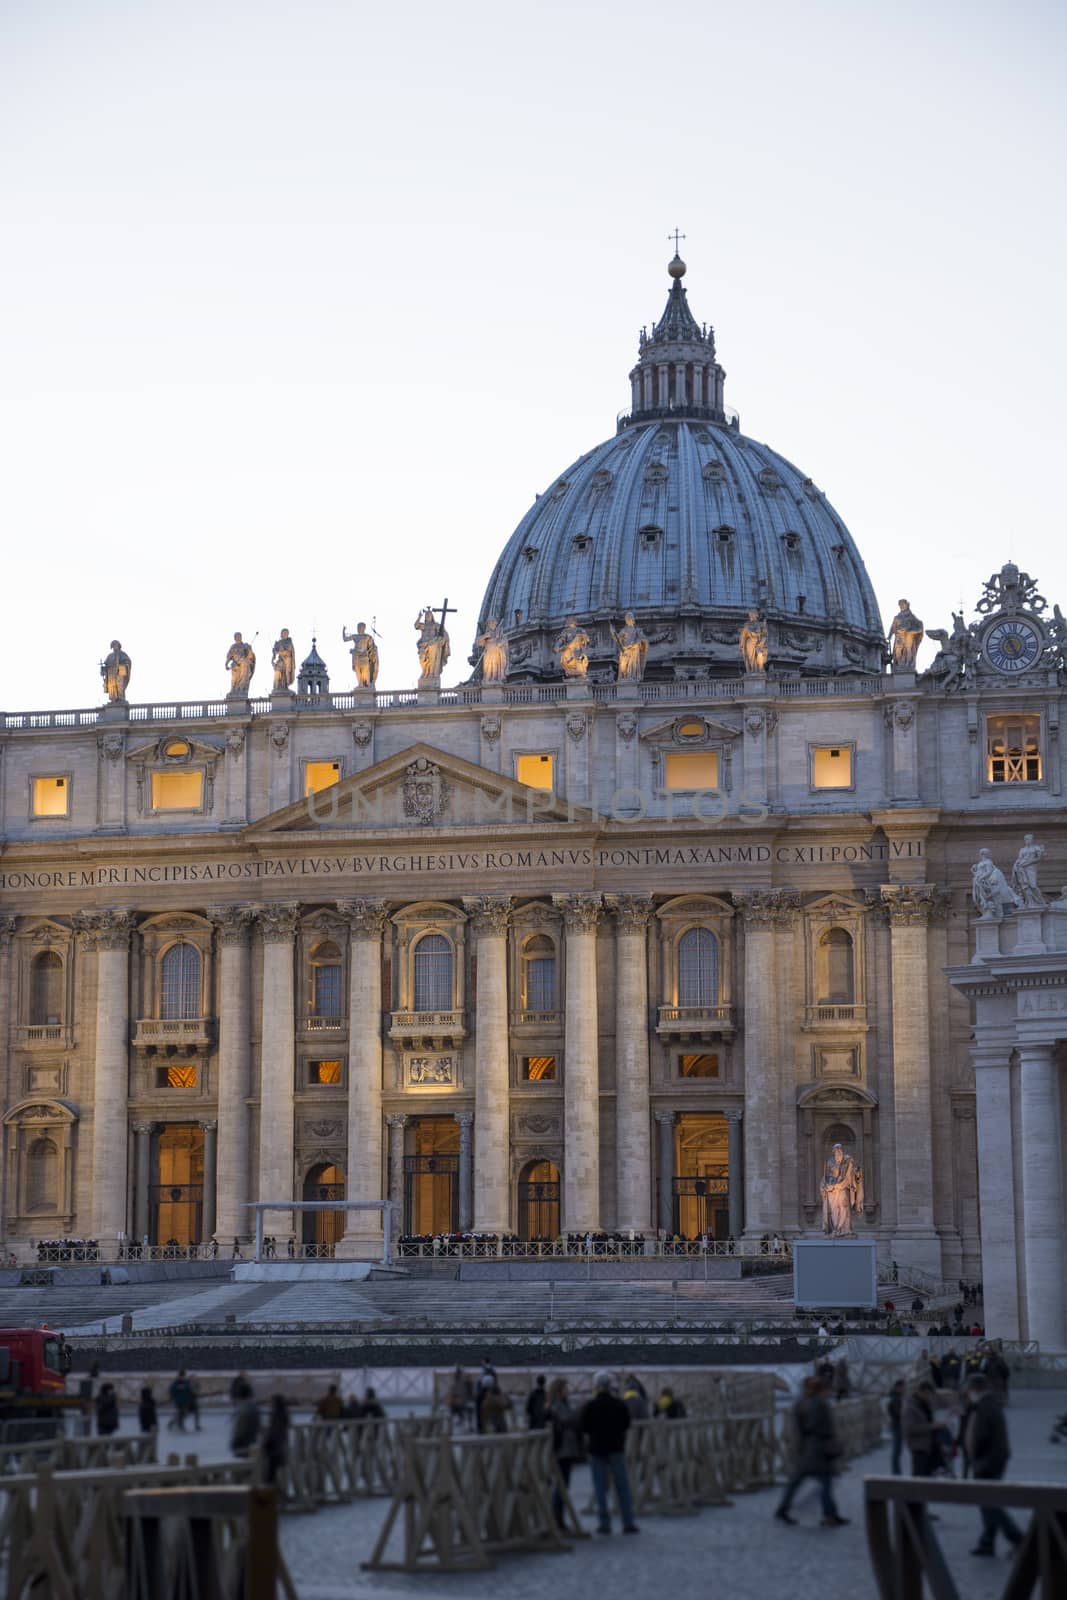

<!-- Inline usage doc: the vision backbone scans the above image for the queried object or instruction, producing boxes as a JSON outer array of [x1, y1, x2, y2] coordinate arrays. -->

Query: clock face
[[983, 617, 1043, 673]]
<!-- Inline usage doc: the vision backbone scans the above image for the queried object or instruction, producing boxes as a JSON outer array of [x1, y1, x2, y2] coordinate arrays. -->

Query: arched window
[[160, 943, 202, 1020], [677, 927, 719, 1007], [310, 940, 342, 1018], [27, 1137, 59, 1212], [817, 928, 854, 1004], [413, 933, 453, 1013], [522, 934, 556, 1012], [30, 951, 64, 1025]]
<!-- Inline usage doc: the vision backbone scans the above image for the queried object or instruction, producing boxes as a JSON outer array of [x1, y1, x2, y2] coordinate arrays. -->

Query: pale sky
[[2, 0, 1064, 710]]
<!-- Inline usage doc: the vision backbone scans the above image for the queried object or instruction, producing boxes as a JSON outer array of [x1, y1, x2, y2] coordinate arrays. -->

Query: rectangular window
[[151, 770, 204, 810], [987, 714, 1042, 784], [32, 777, 70, 818], [679, 1053, 720, 1078], [156, 1064, 198, 1089], [522, 1055, 557, 1081], [309, 1060, 343, 1085], [664, 751, 719, 790], [305, 760, 341, 796], [811, 746, 853, 789], [516, 753, 554, 790]]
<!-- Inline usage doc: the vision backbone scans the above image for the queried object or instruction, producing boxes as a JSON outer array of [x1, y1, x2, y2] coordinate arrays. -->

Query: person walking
[[903, 1380, 939, 1477], [654, 1386, 686, 1419], [774, 1376, 848, 1528], [966, 1374, 1024, 1558], [446, 1366, 473, 1431], [187, 1372, 202, 1432], [887, 1379, 906, 1475], [231, 1392, 260, 1457], [360, 1388, 385, 1419], [545, 1377, 582, 1530], [526, 1375, 548, 1430], [168, 1370, 194, 1431], [474, 1357, 497, 1432], [137, 1385, 158, 1435], [479, 1382, 511, 1433], [230, 1371, 253, 1405], [316, 1383, 343, 1421], [622, 1374, 649, 1420], [95, 1382, 120, 1437], [579, 1371, 639, 1536], [262, 1395, 289, 1485]]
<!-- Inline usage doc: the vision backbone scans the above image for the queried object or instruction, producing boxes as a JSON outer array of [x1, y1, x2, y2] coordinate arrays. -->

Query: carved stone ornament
[[16, 1103, 60, 1120], [72, 909, 134, 950], [0, 914, 17, 945], [518, 1113, 558, 1136], [409, 1056, 454, 1085], [258, 903, 300, 943], [480, 715, 501, 745], [734, 889, 800, 927], [98, 732, 124, 763], [884, 701, 915, 729], [268, 722, 290, 753], [226, 727, 247, 755], [403, 757, 450, 825], [616, 713, 637, 742], [306, 1119, 344, 1140], [553, 892, 602, 932], [352, 721, 373, 748], [606, 893, 653, 930], [878, 883, 945, 926], [463, 895, 512, 934], [744, 708, 766, 736], [339, 898, 389, 940], [566, 712, 587, 742], [209, 905, 257, 946]]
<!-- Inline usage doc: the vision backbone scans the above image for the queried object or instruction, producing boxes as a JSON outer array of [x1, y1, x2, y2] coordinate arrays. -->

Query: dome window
[[713, 525, 735, 545], [591, 469, 613, 491], [832, 543, 846, 559], [703, 460, 725, 483], [552, 479, 570, 500], [644, 463, 668, 485], [523, 545, 539, 563], [639, 525, 662, 549], [782, 532, 802, 554], [572, 534, 592, 554], [758, 467, 781, 493]]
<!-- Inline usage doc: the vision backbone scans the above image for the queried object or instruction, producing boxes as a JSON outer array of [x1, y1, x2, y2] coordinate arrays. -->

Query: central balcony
[[389, 1010, 467, 1048], [509, 1009, 564, 1032], [802, 1004, 868, 1029], [133, 1017, 213, 1050], [656, 1004, 735, 1039]]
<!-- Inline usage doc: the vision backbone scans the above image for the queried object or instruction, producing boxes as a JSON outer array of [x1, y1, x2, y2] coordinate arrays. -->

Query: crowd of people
[[395, 1231, 786, 1258]]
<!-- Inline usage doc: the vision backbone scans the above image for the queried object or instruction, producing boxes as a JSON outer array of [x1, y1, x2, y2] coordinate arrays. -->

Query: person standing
[[315, 1383, 343, 1421], [887, 1379, 906, 1475], [966, 1375, 1024, 1558], [137, 1385, 158, 1435], [579, 1371, 639, 1536], [168, 1371, 194, 1432], [526, 1375, 548, 1430], [545, 1378, 582, 1528], [774, 1376, 848, 1528], [479, 1382, 510, 1434], [262, 1395, 289, 1485], [902, 1380, 939, 1476], [95, 1382, 120, 1437]]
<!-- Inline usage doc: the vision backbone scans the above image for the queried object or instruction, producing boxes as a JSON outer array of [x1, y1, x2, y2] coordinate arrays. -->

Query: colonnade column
[[257, 904, 299, 1241], [555, 894, 602, 1232], [881, 884, 941, 1275], [338, 899, 388, 1255], [464, 897, 512, 1234], [736, 892, 786, 1239], [201, 1120, 218, 1243], [456, 1112, 474, 1232], [86, 910, 134, 1242], [1018, 1042, 1067, 1346], [210, 906, 255, 1243], [655, 1110, 675, 1234], [724, 1108, 744, 1240], [133, 1121, 153, 1244], [608, 895, 652, 1233], [387, 1113, 407, 1229]]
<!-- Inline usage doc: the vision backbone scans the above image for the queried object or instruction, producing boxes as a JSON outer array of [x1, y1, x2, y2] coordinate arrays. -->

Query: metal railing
[[395, 1236, 791, 1261]]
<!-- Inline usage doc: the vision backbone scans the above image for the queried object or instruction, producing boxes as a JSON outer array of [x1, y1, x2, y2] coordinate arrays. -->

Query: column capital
[[454, 1110, 475, 1127], [0, 914, 16, 947], [877, 883, 948, 926], [259, 903, 300, 943], [209, 905, 257, 946], [339, 898, 389, 940], [462, 895, 512, 934], [606, 893, 653, 930], [722, 1107, 744, 1123], [132, 1120, 155, 1135], [734, 889, 799, 927], [385, 1111, 408, 1128], [79, 909, 135, 951], [553, 892, 602, 932], [653, 1108, 676, 1126], [199, 1119, 218, 1133]]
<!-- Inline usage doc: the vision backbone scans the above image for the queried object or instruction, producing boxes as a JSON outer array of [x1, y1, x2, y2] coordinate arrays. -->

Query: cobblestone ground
[[119, 1389, 1067, 1600]]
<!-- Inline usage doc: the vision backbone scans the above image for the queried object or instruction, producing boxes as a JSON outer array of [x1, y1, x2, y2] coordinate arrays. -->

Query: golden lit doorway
[[404, 1117, 459, 1234], [151, 1124, 204, 1247], [673, 1113, 729, 1239], [302, 1164, 344, 1256], [517, 1159, 560, 1240]]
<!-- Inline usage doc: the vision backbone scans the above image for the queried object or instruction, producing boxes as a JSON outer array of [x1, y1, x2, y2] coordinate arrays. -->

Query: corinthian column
[[0, 917, 15, 1244], [554, 894, 602, 1232], [881, 884, 942, 1275], [735, 891, 791, 1239], [337, 899, 388, 1256], [387, 1113, 407, 1230], [464, 896, 512, 1233], [210, 906, 255, 1244], [1018, 1042, 1066, 1346], [257, 904, 299, 1241], [85, 911, 134, 1241], [608, 895, 652, 1233], [456, 1111, 474, 1231]]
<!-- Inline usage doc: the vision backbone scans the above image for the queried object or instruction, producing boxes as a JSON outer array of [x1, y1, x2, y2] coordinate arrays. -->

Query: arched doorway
[[404, 1117, 459, 1234], [673, 1113, 728, 1239], [517, 1159, 560, 1240], [302, 1163, 345, 1256], [151, 1125, 204, 1247]]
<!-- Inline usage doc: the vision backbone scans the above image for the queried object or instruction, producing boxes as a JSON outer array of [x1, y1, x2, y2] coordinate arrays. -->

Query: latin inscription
[[1018, 991, 1067, 1017]]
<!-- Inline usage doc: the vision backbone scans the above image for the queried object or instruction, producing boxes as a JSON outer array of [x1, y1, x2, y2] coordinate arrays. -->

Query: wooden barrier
[[124, 1484, 296, 1600], [626, 1417, 732, 1514], [364, 1428, 582, 1573], [275, 1414, 450, 1510], [432, 1365, 778, 1420], [0, 1431, 157, 1477]]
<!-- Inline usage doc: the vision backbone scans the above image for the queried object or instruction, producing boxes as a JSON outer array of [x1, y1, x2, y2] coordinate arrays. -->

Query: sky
[[1, 0, 1065, 709]]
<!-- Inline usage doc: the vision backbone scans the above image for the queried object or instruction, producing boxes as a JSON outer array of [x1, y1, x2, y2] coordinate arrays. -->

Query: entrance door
[[673, 1113, 729, 1239], [302, 1164, 344, 1257], [404, 1117, 460, 1233], [150, 1125, 204, 1247], [518, 1159, 560, 1240]]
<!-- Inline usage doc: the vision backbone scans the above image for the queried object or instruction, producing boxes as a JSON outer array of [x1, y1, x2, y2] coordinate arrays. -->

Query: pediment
[[125, 735, 223, 765], [244, 743, 599, 837], [640, 714, 740, 744], [797, 1082, 878, 1109]]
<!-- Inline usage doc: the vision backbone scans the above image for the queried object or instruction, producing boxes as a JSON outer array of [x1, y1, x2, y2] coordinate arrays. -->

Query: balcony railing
[[803, 1004, 868, 1027], [133, 1017, 213, 1048], [509, 1009, 564, 1029], [656, 1004, 734, 1034], [303, 1015, 345, 1032], [389, 1010, 466, 1043], [16, 1024, 71, 1047]]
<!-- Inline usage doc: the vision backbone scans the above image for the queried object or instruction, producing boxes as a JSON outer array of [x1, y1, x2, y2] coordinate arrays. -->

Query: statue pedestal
[[743, 672, 769, 693], [270, 691, 295, 713], [565, 679, 588, 701], [890, 670, 917, 689], [481, 685, 504, 704], [1014, 907, 1048, 955], [616, 681, 639, 701], [98, 701, 129, 723], [225, 695, 250, 717], [417, 688, 440, 707], [354, 686, 377, 705]]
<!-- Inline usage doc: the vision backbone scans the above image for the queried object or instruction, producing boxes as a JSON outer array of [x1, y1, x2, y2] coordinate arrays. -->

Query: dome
[[475, 261, 885, 682]]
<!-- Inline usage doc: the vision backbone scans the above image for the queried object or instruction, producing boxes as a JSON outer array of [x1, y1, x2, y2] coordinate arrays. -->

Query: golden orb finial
[[668, 254, 687, 280]]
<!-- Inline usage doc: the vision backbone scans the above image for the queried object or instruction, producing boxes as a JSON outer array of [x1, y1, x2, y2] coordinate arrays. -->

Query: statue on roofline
[[101, 640, 131, 703]]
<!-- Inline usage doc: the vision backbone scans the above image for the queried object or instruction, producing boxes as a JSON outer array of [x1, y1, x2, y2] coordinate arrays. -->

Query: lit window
[[523, 1056, 557, 1081], [160, 944, 202, 1019], [151, 770, 204, 810], [522, 935, 556, 1011], [163, 739, 191, 759], [305, 760, 341, 796], [32, 777, 69, 818], [680, 1054, 719, 1078], [309, 1060, 343, 1085], [811, 746, 852, 789], [516, 753, 554, 790], [665, 751, 718, 789], [987, 715, 1041, 784], [310, 941, 343, 1018], [157, 1064, 197, 1089], [677, 928, 719, 1006]]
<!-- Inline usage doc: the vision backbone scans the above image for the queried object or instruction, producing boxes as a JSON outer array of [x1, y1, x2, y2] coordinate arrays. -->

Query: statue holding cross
[[415, 599, 453, 687]]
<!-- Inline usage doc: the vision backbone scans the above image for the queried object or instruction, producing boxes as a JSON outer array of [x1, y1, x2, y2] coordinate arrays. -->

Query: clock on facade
[[981, 616, 1043, 673]]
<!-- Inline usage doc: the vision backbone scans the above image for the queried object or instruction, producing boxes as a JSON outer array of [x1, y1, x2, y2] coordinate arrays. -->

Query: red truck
[[0, 1328, 76, 1434]]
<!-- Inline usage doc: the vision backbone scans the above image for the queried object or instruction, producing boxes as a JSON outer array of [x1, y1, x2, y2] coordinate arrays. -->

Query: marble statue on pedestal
[[225, 632, 256, 694], [612, 613, 648, 682], [343, 622, 379, 688], [101, 641, 131, 702], [415, 607, 450, 686], [889, 600, 924, 669], [821, 1143, 864, 1237], [477, 619, 509, 683], [271, 630, 295, 691], [738, 609, 768, 673], [1012, 834, 1047, 908], [971, 848, 1020, 919], [555, 618, 590, 679]]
